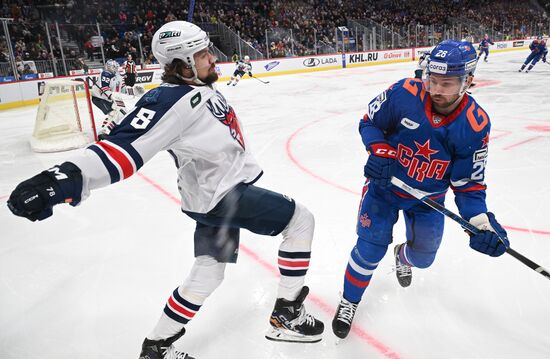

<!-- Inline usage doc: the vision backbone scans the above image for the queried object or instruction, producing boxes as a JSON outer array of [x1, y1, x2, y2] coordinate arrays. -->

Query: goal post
[[31, 79, 97, 153]]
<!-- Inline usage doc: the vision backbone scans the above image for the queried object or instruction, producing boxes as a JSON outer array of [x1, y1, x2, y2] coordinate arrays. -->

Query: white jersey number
[[130, 108, 156, 130]]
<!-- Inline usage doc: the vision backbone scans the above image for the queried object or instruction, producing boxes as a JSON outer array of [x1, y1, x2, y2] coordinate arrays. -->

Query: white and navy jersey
[[235, 61, 252, 73], [69, 83, 263, 213], [417, 51, 430, 71], [92, 70, 124, 101]]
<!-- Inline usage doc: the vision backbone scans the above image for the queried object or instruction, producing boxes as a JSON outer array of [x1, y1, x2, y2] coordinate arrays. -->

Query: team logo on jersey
[[359, 213, 371, 228], [206, 92, 245, 149], [397, 142, 449, 182], [432, 115, 442, 125], [400, 117, 419, 130]]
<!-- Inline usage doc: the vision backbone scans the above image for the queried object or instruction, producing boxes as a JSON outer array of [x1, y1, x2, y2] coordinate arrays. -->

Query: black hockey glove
[[7, 162, 83, 222], [468, 212, 509, 257], [364, 142, 397, 188]]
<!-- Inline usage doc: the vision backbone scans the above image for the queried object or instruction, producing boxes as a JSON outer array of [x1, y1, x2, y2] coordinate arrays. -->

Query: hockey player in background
[[227, 55, 253, 86], [91, 59, 127, 140], [414, 51, 430, 78], [519, 36, 547, 73], [477, 34, 494, 62], [7, 21, 324, 359], [331, 40, 510, 340]]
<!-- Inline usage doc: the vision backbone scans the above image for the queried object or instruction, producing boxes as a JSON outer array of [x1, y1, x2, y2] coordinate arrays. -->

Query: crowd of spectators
[[0, 0, 548, 77]]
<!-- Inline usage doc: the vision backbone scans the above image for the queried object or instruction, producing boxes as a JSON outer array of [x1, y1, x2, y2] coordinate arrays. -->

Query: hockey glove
[[468, 212, 509, 257], [7, 162, 83, 222], [248, 72, 253, 77], [364, 142, 397, 188]]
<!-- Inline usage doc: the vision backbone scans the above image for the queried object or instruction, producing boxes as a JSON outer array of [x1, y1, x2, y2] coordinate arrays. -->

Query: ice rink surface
[[1, 50, 549, 359]]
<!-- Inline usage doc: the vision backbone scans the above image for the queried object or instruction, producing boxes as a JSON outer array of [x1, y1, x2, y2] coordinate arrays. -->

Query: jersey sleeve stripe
[[96, 141, 135, 179], [451, 183, 487, 192], [88, 144, 121, 183], [106, 138, 144, 169]]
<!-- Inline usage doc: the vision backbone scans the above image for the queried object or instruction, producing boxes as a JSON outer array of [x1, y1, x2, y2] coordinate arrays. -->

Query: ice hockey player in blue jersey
[[331, 40, 510, 340], [227, 55, 253, 86], [477, 34, 494, 62], [7, 21, 323, 358], [518, 36, 547, 73]]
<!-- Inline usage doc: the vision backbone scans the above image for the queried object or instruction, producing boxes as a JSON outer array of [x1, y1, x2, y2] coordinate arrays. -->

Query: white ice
[[1, 51, 550, 359]]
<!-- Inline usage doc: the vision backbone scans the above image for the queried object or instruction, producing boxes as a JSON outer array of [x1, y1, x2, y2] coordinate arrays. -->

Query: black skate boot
[[394, 244, 412, 288], [139, 328, 195, 359], [265, 286, 324, 343], [332, 296, 358, 339]]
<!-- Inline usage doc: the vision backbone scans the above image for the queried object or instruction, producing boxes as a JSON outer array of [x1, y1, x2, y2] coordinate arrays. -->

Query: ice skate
[[139, 328, 195, 359], [265, 286, 324, 343], [331, 296, 358, 340]]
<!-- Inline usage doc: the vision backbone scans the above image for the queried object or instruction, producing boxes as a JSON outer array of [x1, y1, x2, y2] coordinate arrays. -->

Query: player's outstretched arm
[[7, 162, 83, 222]]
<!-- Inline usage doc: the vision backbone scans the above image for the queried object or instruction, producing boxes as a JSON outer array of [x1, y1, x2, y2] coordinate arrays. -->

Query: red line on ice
[[503, 136, 543, 150]]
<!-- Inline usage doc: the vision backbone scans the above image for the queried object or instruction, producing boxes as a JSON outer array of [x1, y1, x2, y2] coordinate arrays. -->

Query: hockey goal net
[[31, 79, 97, 153]]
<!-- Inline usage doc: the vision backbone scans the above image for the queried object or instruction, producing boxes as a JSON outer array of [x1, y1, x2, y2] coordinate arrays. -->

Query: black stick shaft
[[391, 177, 550, 281]]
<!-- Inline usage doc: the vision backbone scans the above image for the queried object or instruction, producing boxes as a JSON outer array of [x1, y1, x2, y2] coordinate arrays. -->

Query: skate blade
[[265, 327, 322, 343]]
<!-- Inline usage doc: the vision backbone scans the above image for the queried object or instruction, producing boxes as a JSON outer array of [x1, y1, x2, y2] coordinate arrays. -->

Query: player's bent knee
[[181, 255, 226, 302], [355, 238, 388, 264], [280, 202, 315, 251], [407, 250, 436, 269]]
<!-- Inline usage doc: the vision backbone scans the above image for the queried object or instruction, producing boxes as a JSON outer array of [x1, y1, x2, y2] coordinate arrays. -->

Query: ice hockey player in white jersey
[[227, 55, 253, 86], [91, 59, 128, 139], [414, 51, 430, 78], [7, 21, 324, 359]]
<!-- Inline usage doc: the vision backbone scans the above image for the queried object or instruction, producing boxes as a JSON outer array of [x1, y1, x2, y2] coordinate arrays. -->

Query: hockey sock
[[342, 245, 380, 303], [278, 202, 314, 301], [397, 243, 413, 266], [148, 256, 225, 340], [148, 287, 202, 340]]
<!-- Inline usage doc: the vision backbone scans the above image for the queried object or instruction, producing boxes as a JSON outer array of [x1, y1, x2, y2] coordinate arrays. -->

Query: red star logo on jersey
[[481, 133, 490, 147], [414, 139, 439, 161]]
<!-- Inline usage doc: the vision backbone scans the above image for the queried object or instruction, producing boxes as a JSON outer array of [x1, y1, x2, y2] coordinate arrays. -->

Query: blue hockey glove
[[364, 142, 397, 188], [468, 212, 509, 257], [7, 162, 83, 222]]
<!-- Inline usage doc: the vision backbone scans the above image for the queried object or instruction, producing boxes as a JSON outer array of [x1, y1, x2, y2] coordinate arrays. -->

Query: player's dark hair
[[161, 59, 189, 84]]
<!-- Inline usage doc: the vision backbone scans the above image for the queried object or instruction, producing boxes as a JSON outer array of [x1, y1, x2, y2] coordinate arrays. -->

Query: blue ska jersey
[[530, 40, 548, 55], [479, 38, 494, 49], [360, 78, 491, 220]]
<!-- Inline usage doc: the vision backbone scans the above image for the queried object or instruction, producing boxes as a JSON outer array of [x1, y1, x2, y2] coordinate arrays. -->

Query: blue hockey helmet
[[426, 40, 478, 77]]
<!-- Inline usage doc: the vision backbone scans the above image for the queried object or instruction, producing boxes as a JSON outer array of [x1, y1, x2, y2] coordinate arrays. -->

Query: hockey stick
[[251, 75, 270, 84], [390, 176, 550, 281]]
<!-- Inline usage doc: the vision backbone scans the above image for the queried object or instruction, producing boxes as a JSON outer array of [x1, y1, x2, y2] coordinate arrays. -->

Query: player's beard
[[200, 65, 219, 85], [431, 93, 462, 113]]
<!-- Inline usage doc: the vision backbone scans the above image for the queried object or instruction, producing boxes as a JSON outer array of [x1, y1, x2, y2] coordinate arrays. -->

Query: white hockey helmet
[[105, 59, 119, 74], [152, 21, 211, 85], [244, 55, 250, 62]]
